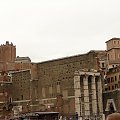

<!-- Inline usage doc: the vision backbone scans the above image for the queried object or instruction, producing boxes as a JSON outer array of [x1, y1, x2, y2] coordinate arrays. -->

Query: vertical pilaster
[[83, 75, 90, 116], [91, 75, 97, 114]]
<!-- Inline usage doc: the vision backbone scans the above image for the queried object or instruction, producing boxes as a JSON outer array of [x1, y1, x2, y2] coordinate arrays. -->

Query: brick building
[[106, 38, 120, 69], [103, 66, 120, 117], [0, 41, 37, 118], [104, 38, 120, 92], [0, 41, 37, 80], [104, 66, 120, 91], [0, 69, 31, 118], [0, 71, 12, 109], [10, 69, 31, 113], [11, 70, 31, 102], [103, 38, 120, 118]]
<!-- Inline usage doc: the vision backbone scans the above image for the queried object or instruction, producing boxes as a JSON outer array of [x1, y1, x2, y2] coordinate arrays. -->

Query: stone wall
[[0, 41, 16, 63], [11, 70, 31, 101], [37, 50, 106, 116]]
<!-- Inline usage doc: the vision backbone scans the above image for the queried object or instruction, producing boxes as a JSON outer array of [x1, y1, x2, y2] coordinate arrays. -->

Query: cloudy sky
[[0, 0, 120, 62]]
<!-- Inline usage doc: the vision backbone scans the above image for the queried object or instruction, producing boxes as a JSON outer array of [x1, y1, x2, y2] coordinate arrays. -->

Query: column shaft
[[74, 75, 82, 119], [83, 75, 90, 116], [97, 76, 103, 114], [91, 75, 97, 114]]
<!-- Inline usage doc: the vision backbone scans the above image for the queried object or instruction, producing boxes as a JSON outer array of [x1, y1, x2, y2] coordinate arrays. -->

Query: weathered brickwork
[[0, 41, 108, 118], [106, 38, 120, 68], [0, 41, 16, 63], [0, 41, 37, 80], [102, 38, 120, 118], [38, 51, 97, 98], [37, 50, 106, 116], [104, 66, 120, 91], [11, 70, 31, 101]]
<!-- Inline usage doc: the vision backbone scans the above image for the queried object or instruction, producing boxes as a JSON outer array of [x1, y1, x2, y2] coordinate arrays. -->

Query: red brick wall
[[0, 42, 16, 63]]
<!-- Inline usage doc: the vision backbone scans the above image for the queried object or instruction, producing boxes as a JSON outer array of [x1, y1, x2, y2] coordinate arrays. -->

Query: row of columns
[[74, 71, 103, 120]]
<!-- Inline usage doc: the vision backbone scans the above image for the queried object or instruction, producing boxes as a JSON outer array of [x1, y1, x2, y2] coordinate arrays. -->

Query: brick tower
[[0, 41, 16, 71], [0, 41, 16, 63]]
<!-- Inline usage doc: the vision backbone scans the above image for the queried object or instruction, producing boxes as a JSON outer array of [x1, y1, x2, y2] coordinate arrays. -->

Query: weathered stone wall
[[37, 51, 98, 99], [11, 70, 31, 101], [37, 51, 106, 116]]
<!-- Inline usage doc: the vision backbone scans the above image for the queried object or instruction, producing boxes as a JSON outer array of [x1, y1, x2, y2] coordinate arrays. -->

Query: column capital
[[92, 74, 96, 77], [84, 73, 89, 78]]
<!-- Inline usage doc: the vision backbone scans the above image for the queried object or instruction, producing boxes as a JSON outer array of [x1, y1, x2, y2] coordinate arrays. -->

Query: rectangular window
[[21, 95, 23, 100], [102, 63, 105, 68], [111, 77, 114, 82], [104, 80, 107, 84], [108, 54, 109, 60], [115, 84, 118, 88], [112, 85, 114, 90], [107, 78, 110, 83], [9, 97, 12, 103], [105, 88, 108, 91]]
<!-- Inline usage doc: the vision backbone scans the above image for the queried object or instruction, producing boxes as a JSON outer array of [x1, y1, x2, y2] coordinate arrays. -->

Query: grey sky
[[0, 0, 120, 62]]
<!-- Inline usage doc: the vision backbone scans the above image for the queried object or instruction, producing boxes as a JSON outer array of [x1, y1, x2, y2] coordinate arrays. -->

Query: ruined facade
[[36, 50, 106, 117], [74, 71, 103, 120], [0, 71, 12, 110], [0, 39, 115, 118], [0, 70, 31, 112], [0, 41, 37, 117], [11, 70, 31, 102]]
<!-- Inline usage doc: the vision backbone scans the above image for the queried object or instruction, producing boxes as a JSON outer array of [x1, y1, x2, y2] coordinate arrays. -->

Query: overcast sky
[[0, 0, 120, 62]]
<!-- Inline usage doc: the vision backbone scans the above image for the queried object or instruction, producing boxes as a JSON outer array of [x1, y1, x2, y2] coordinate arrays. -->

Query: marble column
[[97, 76, 103, 114], [91, 75, 97, 114], [74, 75, 82, 120], [83, 75, 90, 116]]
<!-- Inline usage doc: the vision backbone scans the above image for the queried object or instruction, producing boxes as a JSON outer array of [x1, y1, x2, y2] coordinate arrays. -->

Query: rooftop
[[105, 37, 120, 43]]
